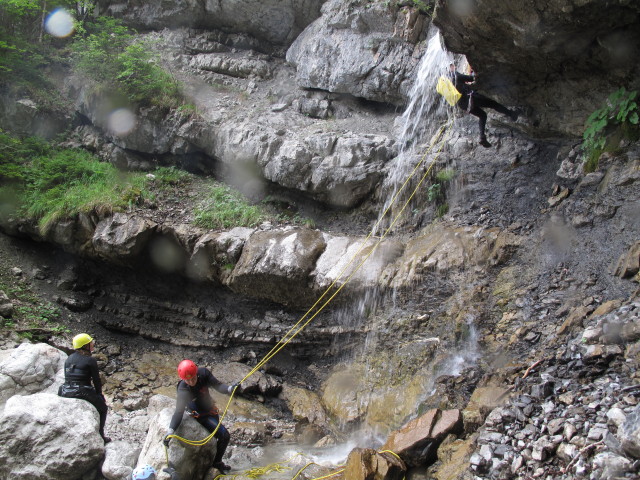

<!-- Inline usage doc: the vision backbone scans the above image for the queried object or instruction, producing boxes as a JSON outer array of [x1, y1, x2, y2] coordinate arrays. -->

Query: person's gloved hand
[[163, 428, 175, 447], [227, 382, 240, 394]]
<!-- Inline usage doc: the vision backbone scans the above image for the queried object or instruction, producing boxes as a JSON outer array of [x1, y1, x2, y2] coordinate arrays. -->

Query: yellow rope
[[167, 119, 454, 452]]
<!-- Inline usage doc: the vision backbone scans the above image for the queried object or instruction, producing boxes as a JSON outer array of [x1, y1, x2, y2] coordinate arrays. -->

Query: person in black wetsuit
[[448, 63, 519, 148], [163, 360, 240, 473], [58, 333, 110, 443]]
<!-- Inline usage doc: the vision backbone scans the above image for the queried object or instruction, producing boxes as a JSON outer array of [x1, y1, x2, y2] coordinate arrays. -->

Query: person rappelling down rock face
[[58, 333, 110, 443], [448, 63, 519, 148], [163, 360, 241, 473]]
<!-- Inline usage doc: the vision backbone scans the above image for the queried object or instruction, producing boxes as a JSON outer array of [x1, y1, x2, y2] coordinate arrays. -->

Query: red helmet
[[177, 359, 197, 380]]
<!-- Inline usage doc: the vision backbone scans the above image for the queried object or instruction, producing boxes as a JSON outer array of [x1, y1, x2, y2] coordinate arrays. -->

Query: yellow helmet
[[72, 333, 93, 349]]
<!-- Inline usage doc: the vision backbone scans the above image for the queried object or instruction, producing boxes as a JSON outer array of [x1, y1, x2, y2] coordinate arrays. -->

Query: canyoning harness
[[187, 406, 220, 419]]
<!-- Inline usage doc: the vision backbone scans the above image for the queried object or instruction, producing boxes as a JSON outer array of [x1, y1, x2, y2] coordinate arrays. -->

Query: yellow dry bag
[[436, 76, 462, 106]]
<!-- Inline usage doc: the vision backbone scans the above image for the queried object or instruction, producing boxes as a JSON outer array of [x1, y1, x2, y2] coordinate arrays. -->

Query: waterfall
[[375, 29, 455, 235]]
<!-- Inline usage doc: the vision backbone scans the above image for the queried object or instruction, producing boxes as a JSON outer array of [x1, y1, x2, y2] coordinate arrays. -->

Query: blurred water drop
[[107, 108, 137, 136], [44, 9, 75, 38], [150, 238, 184, 273], [449, 0, 475, 17]]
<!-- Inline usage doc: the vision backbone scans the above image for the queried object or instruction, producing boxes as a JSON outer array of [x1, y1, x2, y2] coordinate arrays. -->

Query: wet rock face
[[96, 0, 325, 48], [433, 0, 640, 136]]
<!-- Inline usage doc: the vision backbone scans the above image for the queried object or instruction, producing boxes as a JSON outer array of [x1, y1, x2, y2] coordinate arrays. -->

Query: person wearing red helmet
[[164, 360, 239, 473]]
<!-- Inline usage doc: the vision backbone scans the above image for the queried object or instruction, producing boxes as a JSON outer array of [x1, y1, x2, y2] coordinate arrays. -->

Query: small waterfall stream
[[375, 29, 454, 235]]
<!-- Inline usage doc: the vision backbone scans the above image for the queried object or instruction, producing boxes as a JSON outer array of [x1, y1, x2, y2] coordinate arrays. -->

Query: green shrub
[[582, 88, 639, 172], [194, 185, 268, 230], [72, 17, 182, 108]]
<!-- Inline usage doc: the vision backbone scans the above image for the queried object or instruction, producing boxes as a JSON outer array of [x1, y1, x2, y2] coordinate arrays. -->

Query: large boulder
[[280, 385, 328, 427], [0, 393, 104, 479], [382, 409, 463, 467], [0, 342, 67, 409], [102, 440, 140, 480], [96, 0, 324, 47], [343, 448, 406, 480], [189, 228, 254, 284], [92, 213, 157, 262], [137, 399, 217, 480], [228, 227, 326, 307], [210, 362, 282, 397], [287, 0, 429, 105]]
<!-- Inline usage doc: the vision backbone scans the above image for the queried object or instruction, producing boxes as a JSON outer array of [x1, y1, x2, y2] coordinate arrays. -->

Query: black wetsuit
[[58, 351, 108, 438], [169, 367, 232, 464], [449, 70, 515, 140]]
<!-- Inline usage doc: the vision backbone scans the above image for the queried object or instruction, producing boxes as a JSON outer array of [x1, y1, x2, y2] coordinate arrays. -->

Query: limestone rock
[[0, 342, 67, 409], [189, 227, 254, 284], [0, 393, 104, 479], [212, 123, 396, 208], [137, 405, 217, 480], [102, 440, 140, 480], [228, 227, 326, 307], [382, 224, 521, 289], [382, 409, 463, 467], [0, 290, 13, 318], [344, 448, 406, 480], [280, 385, 328, 426], [92, 213, 157, 262], [97, 0, 324, 47], [321, 365, 367, 425], [462, 386, 511, 433], [311, 234, 404, 293], [0, 93, 69, 139], [614, 240, 640, 279], [287, 0, 428, 105], [619, 404, 640, 459], [210, 362, 281, 396]]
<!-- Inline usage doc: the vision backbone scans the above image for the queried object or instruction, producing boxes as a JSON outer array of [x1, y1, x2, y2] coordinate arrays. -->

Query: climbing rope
[[164, 118, 455, 468]]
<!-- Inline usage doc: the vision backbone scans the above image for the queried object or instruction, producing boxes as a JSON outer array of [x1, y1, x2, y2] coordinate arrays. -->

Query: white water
[[375, 29, 454, 235]]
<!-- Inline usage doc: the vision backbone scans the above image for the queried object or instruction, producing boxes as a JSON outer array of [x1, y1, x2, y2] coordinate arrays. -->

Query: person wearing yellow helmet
[[58, 333, 110, 443]]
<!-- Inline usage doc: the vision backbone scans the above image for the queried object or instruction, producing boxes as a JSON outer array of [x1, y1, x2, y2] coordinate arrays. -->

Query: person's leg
[[197, 416, 231, 466], [79, 388, 109, 439], [469, 105, 490, 146], [473, 93, 518, 120]]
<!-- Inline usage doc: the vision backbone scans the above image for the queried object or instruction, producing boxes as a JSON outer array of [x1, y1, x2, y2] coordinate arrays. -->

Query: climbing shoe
[[213, 462, 231, 473], [479, 137, 491, 148], [509, 109, 519, 121]]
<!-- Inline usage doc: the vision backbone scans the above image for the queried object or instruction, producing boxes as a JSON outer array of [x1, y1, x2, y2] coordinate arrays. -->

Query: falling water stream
[[241, 30, 478, 474], [375, 29, 454, 235]]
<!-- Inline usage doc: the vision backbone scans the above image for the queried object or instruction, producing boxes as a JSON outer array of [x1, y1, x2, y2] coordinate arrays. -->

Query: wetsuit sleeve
[[169, 389, 189, 431], [203, 368, 231, 395], [88, 357, 103, 395]]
